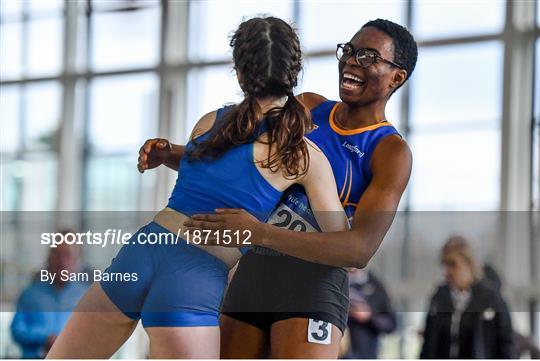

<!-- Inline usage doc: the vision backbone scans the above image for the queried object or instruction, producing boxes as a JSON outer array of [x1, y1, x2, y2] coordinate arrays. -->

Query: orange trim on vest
[[329, 103, 394, 136]]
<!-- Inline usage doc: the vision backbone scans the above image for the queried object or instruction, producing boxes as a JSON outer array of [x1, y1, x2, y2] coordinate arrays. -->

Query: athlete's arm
[[298, 140, 349, 232], [187, 135, 412, 268], [137, 111, 217, 172], [258, 135, 411, 267], [138, 139, 184, 172]]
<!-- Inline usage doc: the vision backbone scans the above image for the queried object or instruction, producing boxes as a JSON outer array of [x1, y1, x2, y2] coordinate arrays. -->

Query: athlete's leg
[[138, 234, 229, 358], [49, 223, 162, 358], [270, 318, 342, 359], [47, 282, 138, 358], [145, 326, 220, 358], [220, 314, 269, 358]]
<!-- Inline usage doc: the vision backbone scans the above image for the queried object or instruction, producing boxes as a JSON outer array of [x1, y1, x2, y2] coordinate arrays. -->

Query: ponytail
[[261, 93, 313, 178]]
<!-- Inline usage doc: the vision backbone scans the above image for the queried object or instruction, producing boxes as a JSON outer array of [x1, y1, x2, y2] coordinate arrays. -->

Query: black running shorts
[[221, 248, 350, 334]]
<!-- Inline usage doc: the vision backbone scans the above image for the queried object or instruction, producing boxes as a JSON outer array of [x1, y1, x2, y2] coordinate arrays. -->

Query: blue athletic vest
[[266, 100, 401, 230], [167, 106, 282, 221]]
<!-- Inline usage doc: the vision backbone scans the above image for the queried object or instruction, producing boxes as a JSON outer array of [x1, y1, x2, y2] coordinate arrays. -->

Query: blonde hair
[[440, 235, 479, 280]]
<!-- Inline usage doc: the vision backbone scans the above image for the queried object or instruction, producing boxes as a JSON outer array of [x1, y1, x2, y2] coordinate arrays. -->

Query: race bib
[[307, 318, 332, 344], [266, 185, 321, 232]]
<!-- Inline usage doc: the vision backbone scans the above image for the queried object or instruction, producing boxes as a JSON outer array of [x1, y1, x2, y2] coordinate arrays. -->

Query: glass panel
[[0, 22, 23, 80], [0, 159, 17, 212], [300, 56, 402, 128], [0, 0, 23, 21], [410, 42, 503, 129], [188, 1, 293, 61], [300, 56, 340, 102], [84, 155, 140, 211], [90, 7, 160, 71], [27, 0, 64, 18], [299, 1, 405, 52], [85, 73, 157, 211], [386, 90, 403, 139], [413, 1, 505, 40], [26, 17, 64, 77], [0, 85, 21, 153], [24, 81, 62, 152], [19, 155, 57, 211], [88, 73, 158, 154], [409, 128, 500, 210], [186, 64, 242, 141]]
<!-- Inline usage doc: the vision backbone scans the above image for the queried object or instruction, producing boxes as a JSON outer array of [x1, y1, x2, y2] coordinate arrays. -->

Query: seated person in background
[[10, 241, 88, 358], [342, 268, 396, 359], [420, 236, 517, 359]]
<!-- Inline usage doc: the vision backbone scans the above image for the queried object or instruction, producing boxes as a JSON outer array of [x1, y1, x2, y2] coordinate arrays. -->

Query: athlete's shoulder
[[305, 137, 324, 155], [377, 134, 410, 155], [301, 137, 333, 181], [297, 92, 328, 110], [371, 134, 412, 174], [190, 110, 218, 140]]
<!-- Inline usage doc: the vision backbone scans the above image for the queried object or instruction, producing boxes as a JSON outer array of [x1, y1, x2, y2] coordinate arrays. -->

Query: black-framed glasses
[[336, 43, 403, 69]]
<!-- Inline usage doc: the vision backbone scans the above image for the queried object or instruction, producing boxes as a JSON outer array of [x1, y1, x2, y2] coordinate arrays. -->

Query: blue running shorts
[[100, 222, 229, 327]]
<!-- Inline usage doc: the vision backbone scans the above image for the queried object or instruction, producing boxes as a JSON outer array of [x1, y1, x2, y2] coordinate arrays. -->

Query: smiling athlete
[[139, 19, 417, 358]]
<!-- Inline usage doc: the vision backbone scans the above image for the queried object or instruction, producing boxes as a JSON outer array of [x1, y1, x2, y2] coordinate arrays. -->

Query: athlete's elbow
[[348, 232, 384, 268], [332, 252, 369, 268], [341, 248, 369, 268], [349, 254, 370, 269], [349, 243, 376, 268]]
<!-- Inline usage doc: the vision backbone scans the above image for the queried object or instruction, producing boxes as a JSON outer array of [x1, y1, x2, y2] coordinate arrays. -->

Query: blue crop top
[[167, 106, 283, 222]]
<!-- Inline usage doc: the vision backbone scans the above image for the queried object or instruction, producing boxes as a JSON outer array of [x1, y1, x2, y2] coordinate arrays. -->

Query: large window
[[0, 2, 63, 212], [77, 2, 162, 212], [413, 1, 505, 40], [299, 1, 405, 51], [0, 81, 61, 213], [188, 1, 293, 61], [85, 73, 158, 210], [186, 65, 242, 139], [0, 1, 64, 80], [90, 5, 160, 71], [409, 42, 503, 210]]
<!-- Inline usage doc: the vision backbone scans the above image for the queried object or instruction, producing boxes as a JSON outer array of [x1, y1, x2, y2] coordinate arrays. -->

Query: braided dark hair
[[188, 16, 312, 178]]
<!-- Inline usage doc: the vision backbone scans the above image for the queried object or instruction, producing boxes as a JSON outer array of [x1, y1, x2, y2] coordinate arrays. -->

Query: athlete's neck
[[255, 96, 288, 113], [336, 101, 387, 129]]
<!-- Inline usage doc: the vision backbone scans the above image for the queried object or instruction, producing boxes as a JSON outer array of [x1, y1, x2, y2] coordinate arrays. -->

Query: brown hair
[[187, 17, 313, 178]]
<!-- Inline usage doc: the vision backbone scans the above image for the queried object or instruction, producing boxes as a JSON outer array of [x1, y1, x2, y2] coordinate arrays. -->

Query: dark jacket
[[345, 272, 396, 359], [420, 282, 517, 359]]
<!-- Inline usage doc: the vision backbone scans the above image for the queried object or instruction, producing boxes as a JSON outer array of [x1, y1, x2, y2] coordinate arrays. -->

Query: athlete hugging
[[48, 16, 417, 359]]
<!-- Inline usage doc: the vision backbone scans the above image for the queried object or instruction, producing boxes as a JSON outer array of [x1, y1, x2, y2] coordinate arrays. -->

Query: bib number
[[267, 204, 318, 232], [307, 318, 332, 344], [270, 209, 307, 231]]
